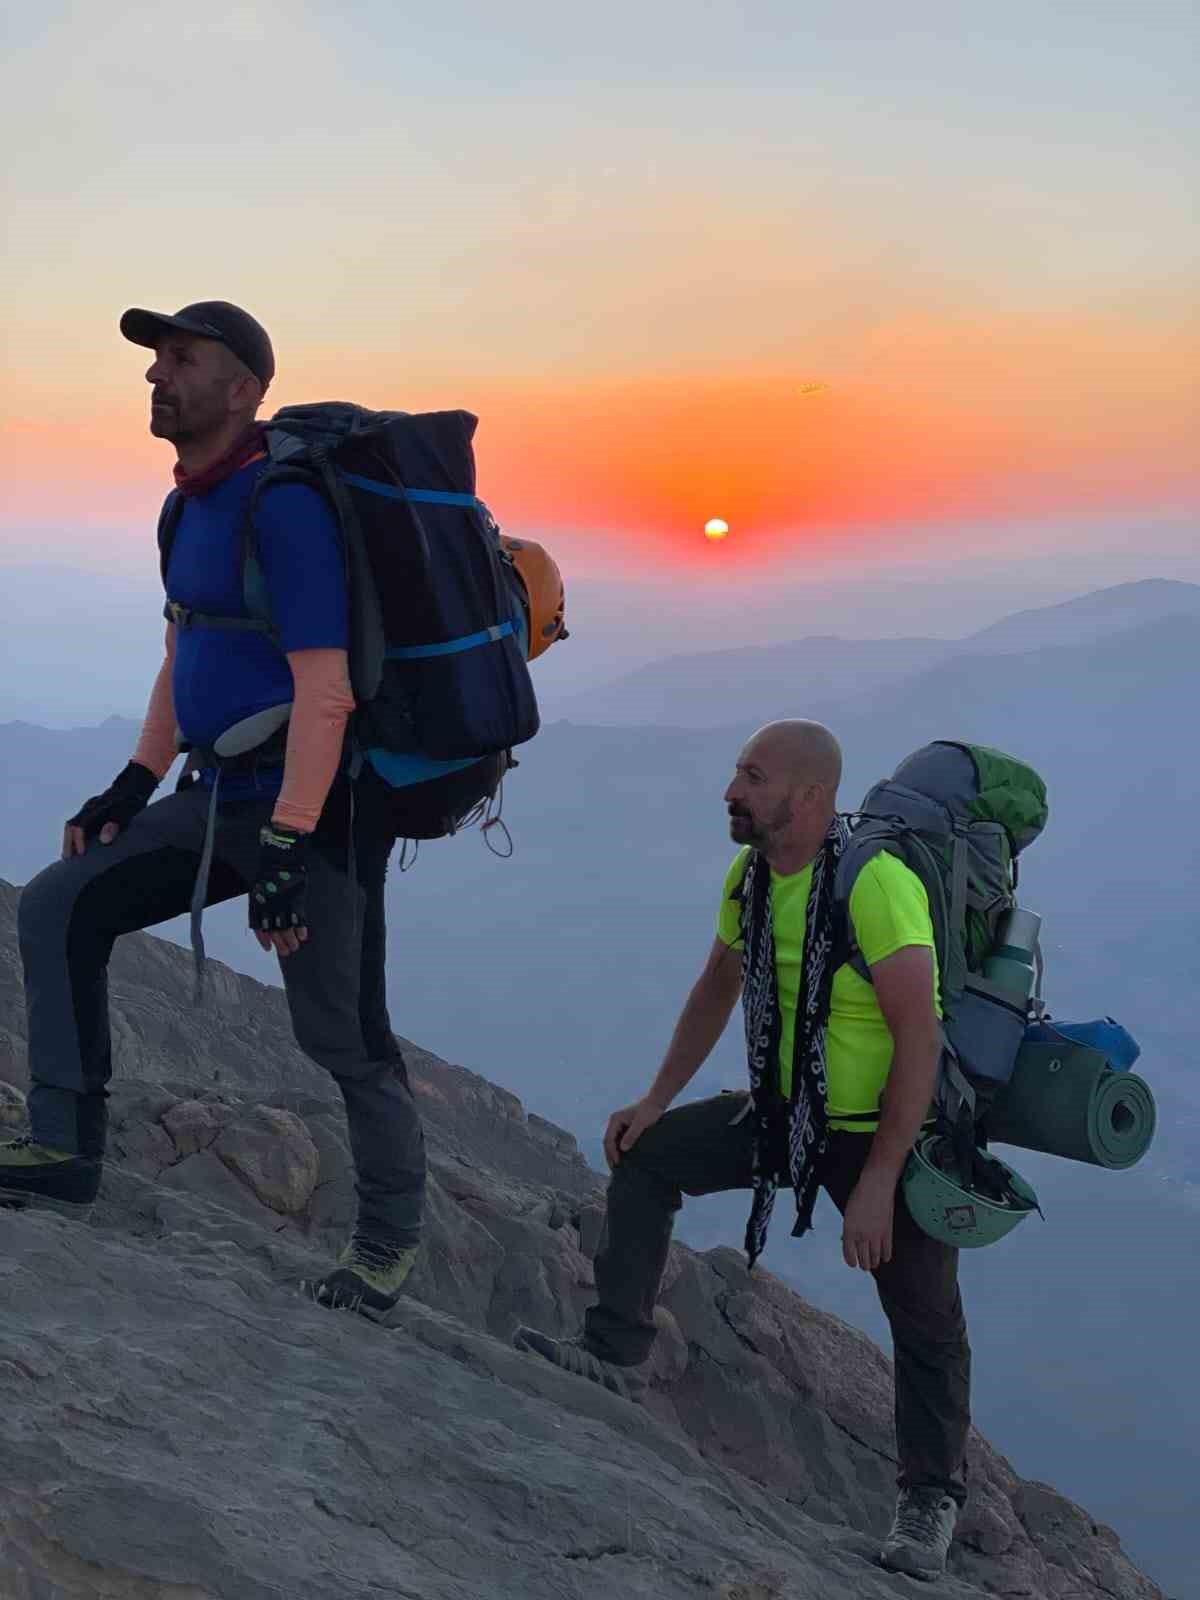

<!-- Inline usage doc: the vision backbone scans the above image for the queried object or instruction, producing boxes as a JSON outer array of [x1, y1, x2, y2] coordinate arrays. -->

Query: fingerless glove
[[249, 823, 310, 932], [67, 761, 158, 841]]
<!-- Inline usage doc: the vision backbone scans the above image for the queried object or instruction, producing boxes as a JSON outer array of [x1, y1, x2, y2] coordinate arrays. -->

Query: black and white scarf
[[737, 816, 850, 1267]]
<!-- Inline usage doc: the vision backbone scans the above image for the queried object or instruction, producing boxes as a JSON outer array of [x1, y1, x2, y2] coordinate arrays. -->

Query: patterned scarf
[[737, 815, 851, 1267], [173, 424, 266, 497]]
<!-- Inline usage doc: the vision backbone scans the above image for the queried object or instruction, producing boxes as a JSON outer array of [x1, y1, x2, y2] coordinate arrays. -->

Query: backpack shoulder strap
[[835, 819, 977, 1133], [728, 847, 752, 903], [832, 823, 900, 983], [157, 478, 279, 642], [240, 457, 381, 711], [833, 820, 955, 1009], [240, 461, 325, 625], [156, 490, 184, 592]]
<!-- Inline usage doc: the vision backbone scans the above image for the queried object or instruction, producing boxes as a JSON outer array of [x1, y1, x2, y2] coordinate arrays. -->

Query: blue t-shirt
[[165, 460, 348, 793]]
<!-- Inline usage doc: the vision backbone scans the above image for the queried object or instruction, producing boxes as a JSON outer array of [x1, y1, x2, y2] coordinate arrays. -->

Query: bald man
[[515, 720, 970, 1579]]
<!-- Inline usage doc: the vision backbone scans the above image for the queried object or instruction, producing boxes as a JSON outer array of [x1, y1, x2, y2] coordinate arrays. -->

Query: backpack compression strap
[[242, 458, 517, 699], [334, 475, 518, 657]]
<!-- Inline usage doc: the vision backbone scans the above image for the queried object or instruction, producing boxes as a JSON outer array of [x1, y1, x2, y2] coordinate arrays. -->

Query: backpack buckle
[[166, 600, 194, 628]]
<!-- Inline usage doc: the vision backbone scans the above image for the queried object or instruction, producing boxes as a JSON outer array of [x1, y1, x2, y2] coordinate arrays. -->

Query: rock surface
[[0, 881, 1163, 1599]]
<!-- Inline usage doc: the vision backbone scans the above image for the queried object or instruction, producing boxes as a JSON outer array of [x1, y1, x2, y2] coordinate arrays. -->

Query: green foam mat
[[987, 1041, 1156, 1169]]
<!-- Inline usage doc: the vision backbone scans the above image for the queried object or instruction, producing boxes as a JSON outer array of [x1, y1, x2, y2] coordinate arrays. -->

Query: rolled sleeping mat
[[987, 1041, 1156, 1169]]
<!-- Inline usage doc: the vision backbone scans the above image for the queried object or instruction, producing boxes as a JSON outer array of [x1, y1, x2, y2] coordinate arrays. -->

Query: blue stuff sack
[[1023, 1016, 1141, 1072]]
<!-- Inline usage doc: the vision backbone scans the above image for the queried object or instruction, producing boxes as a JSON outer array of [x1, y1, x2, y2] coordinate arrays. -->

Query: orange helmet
[[501, 536, 567, 661]]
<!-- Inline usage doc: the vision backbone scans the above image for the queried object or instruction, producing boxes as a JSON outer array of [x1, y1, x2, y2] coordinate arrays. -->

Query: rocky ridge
[[0, 881, 1164, 1599]]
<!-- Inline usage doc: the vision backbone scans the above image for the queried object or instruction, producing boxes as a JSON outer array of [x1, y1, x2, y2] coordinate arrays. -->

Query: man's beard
[[149, 397, 180, 439], [150, 390, 224, 444], [728, 801, 791, 849]]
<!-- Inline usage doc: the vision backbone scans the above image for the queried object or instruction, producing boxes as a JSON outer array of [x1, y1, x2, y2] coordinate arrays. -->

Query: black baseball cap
[[120, 300, 275, 388]]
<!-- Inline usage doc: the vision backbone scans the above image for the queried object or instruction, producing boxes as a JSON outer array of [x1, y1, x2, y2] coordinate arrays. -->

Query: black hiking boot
[[304, 1234, 419, 1317], [512, 1326, 647, 1402], [0, 1136, 101, 1220]]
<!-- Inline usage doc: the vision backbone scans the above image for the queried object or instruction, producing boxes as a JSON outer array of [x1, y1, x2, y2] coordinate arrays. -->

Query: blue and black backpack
[[158, 403, 548, 841]]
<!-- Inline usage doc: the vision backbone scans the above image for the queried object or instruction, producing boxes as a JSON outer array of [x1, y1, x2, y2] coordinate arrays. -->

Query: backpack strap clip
[[162, 597, 279, 642]]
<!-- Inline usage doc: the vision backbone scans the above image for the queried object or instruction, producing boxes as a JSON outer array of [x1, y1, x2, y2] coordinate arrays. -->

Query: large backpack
[[158, 403, 549, 836], [835, 741, 1049, 1127]]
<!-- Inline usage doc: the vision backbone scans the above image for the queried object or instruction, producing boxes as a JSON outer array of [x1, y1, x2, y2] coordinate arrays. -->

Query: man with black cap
[[2, 301, 427, 1318], [123, 299, 278, 455]]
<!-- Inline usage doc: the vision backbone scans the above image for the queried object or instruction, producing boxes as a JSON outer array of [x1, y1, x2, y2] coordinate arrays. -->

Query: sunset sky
[[2, 1, 1196, 583]]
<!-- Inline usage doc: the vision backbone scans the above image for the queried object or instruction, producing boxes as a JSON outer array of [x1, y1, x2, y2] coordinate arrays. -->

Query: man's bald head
[[744, 721, 842, 796], [725, 720, 843, 860]]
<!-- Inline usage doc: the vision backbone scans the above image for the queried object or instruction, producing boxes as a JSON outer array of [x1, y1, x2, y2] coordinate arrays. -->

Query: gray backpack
[[835, 741, 1049, 1128]]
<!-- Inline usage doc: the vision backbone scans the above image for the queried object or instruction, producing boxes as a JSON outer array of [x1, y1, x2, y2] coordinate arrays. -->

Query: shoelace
[[2, 1136, 34, 1152], [308, 1239, 406, 1315], [557, 1337, 637, 1396], [895, 1494, 952, 1543], [346, 1236, 404, 1273], [559, 1338, 604, 1377]]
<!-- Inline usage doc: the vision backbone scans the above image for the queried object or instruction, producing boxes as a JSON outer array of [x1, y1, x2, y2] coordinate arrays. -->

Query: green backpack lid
[[886, 741, 1049, 855], [957, 742, 1049, 854]]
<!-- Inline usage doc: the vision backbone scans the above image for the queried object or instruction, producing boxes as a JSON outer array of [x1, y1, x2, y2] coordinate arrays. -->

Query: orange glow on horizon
[[459, 311, 1198, 568], [3, 309, 1196, 576]]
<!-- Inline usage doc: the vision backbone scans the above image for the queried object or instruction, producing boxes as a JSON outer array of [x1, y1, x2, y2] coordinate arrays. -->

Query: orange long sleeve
[[132, 623, 179, 781], [272, 648, 356, 833]]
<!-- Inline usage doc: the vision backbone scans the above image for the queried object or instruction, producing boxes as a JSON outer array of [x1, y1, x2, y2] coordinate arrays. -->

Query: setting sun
[[704, 518, 729, 542]]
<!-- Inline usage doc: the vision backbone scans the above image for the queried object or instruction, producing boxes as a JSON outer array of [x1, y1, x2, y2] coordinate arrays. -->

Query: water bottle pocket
[[946, 978, 1029, 1085]]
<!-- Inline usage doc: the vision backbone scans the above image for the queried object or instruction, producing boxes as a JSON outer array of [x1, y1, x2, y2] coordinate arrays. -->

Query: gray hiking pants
[[17, 780, 426, 1247], [586, 1093, 971, 1505]]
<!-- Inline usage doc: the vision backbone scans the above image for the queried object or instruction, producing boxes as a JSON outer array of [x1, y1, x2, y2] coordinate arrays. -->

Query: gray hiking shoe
[[305, 1235, 418, 1316], [512, 1326, 647, 1402], [880, 1486, 958, 1578]]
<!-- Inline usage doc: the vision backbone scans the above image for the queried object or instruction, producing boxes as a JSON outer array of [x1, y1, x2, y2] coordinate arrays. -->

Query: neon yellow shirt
[[717, 847, 939, 1132]]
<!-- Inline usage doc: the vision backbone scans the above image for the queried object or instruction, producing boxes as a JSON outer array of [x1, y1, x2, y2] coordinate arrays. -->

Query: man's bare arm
[[841, 944, 940, 1270], [645, 936, 743, 1108], [864, 945, 941, 1182], [63, 626, 177, 859], [604, 937, 742, 1166]]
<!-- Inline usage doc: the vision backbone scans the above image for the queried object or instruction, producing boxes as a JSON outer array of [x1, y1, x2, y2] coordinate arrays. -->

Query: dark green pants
[[585, 1092, 971, 1504]]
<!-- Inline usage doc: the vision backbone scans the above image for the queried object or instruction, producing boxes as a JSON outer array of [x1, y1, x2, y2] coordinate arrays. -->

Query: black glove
[[67, 761, 158, 841], [249, 823, 310, 933]]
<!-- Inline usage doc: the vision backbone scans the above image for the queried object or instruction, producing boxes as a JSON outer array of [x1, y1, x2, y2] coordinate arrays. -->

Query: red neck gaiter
[[173, 425, 267, 497]]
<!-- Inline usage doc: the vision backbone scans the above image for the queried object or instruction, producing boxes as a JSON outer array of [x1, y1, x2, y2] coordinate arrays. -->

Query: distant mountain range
[[546, 579, 1200, 727]]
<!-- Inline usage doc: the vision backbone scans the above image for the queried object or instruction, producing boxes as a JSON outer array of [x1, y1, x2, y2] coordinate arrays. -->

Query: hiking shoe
[[305, 1235, 418, 1316], [0, 1136, 100, 1220], [880, 1487, 959, 1578], [512, 1326, 647, 1402]]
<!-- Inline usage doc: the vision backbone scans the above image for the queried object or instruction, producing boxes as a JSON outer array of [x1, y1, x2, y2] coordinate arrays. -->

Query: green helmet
[[903, 1134, 1040, 1249]]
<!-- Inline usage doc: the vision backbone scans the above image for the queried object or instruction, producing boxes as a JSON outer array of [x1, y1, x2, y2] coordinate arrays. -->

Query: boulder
[[214, 1104, 320, 1215], [161, 1098, 228, 1159]]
